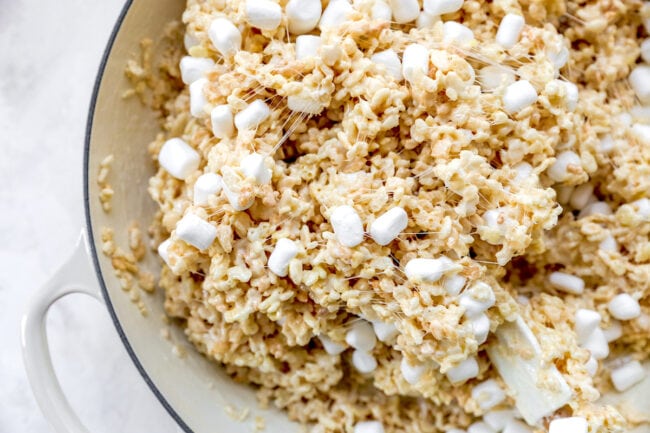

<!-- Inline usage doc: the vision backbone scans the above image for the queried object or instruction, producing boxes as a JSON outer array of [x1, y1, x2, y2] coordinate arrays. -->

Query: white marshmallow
[[599, 135, 615, 154], [547, 150, 581, 183], [286, 0, 322, 34], [210, 105, 234, 139], [369, 207, 408, 245], [176, 213, 217, 251], [246, 0, 282, 31], [319, 0, 353, 30], [470, 313, 491, 344], [581, 327, 609, 360], [352, 350, 378, 373], [578, 201, 612, 219], [423, 0, 464, 15], [443, 21, 475, 45], [502, 419, 533, 433], [400, 357, 426, 385], [189, 78, 209, 118], [318, 334, 346, 355], [295, 35, 322, 60], [241, 153, 272, 184], [569, 183, 593, 210], [632, 123, 650, 143], [574, 309, 601, 344], [157, 239, 172, 267], [446, 356, 479, 384], [549, 417, 587, 433], [641, 39, 650, 63], [234, 100, 271, 130], [479, 65, 515, 92], [346, 320, 377, 351], [222, 183, 254, 211], [629, 65, 650, 104], [633, 198, 650, 219], [371, 1, 392, 21], [459, 282, 495, 318], [184, 32, 199, 51], [404, 257, 459, 283], [268, 238, 299, 277], [603, 320, 623, 342], [443, 274, 466, 296], [330, 205, 365, 247], [611, 360, 645, 392], [372, 321, 399, 343], [388, 0, 419, 24], [159, 138, 201, 180], [208, 18, 242, 57], [193, 173, 223, 206], [608, 294, 641, 320], [354, 421, 384, 433], [513, 162, 534, 183], [180, 56, 215, 84], [445, 430, 466, 433], [549, 271, 584, 295], [371, 49, 403, 82], [585, 356, 598, 376], [559, 81, 579, 111], [483, 410, 518, 431], [471, 379, 506, 411], [416, 11, 439, 29], [547, 42, 569, 70], [503, 80, 538, 113], [496, 14, 525, 49], [287, 95, 323, 114], [402, 43, 429, 83], [467, 422, 494, 433]]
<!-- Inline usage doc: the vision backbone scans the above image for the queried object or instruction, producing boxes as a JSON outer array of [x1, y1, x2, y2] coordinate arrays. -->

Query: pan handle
[[21, 230, 100, 433]]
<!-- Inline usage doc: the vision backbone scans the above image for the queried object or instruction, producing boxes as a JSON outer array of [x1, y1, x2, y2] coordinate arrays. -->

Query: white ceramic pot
[[20, 1, 650, 432]]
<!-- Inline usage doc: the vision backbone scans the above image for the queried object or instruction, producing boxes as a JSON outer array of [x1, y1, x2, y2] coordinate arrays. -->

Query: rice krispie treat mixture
[[142, 0, 650, 432]]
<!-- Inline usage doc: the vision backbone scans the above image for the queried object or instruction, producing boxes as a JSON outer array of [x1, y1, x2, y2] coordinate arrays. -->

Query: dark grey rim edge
[[83, 1, 193, 431]]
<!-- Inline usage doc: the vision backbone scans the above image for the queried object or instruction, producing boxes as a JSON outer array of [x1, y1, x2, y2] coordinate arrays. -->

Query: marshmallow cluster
[[330, 205, 409, 248], [347, 320, 378, 373]]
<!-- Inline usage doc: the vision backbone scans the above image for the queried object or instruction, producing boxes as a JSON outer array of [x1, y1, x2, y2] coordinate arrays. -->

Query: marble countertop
[[0, 1, 179, 431]]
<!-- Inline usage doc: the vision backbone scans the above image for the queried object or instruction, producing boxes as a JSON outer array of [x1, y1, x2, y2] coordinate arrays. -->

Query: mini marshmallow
[[443, 21, 475, 45], [502, 419, 533, 433], [286, 0, 322, 34], [354, 421, 385, 433], [599, 135, 615, 154], [222, 183, 254, 211], [330, 205, 365, 247], [268, 238, 299, 277], [416, 11, 439, 29], [184, 32, 199, 51], [581, 327, 609, 360], [471, 313, 491, 345], [496, 14, 525, 49], [159, 138, 201, 180], [574, 308, 601, 344], [346, 320, 377, 351], [608, 294, 641, 320], [371, 49, 403, 81], [484, 410, 518, 431], [632, 123, 650, 143], [479, 65, 515, 92], [402, 43, 429, 83], [560, 81, 579, 111], [372, 321, 399, 343], [423, 0, 464, 16], [459, 282, 495, 318], [629, 65, 650, 104], [208, 18, 242, 57], [467, 422, 494, 433], [641, 39, 650, 63], [389, 0, 419, 24], [371, 1, 392, 21], [401, 357, 426, 385], [352, 350, 378, 373], [318, 334, 346, 355], [319, 0, 353, 29], [404, 257, 458, 283], [547, 150, 581, 183], [633, 198, 650, 219], [443, 274, 466, 295], [210, 105, 234, 139], [549, 271, 584, 295], [585, 356, 598, 376], [611, 360, 645, 392], [569, 183, 594, 210], [369, 207, 408, 245], [234, 100, 271, 130], [295, 35, 322, 60], [578, 201, 612, 219], [471, 379, 506, 410], [503, 80, 538, 113], [446, 356, 479, 384], [193, 173, 223, 206], [246, 0, 282, 31], [603, 320, 623, 342], [176, 213, 217, 251], [180, 56, 215, 84], [547, 42, 569, 70], [241, 153, 272, 184], [287, 95, 323, 114], [189, 78, 209, 118], [548, 417, 587, 433], [157, 239, 172, 267], [513, 162, 534, 183]]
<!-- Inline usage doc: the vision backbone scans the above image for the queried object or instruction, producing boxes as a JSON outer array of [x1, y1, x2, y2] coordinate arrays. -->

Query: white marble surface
[[0, 1, 179, 431]]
